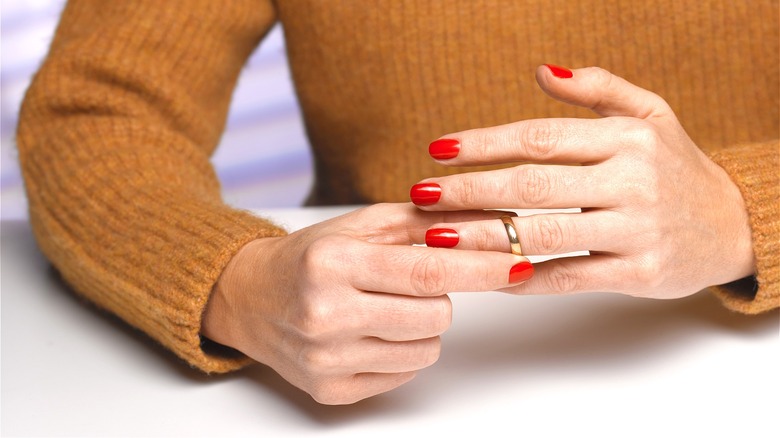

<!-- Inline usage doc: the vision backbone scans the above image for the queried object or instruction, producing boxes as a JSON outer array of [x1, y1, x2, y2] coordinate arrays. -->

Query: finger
[[350, 292, 453, 341], [498, 254, 640, 296], [307, 372, 417, 405], [426, 210, 629, 256], [312, 337, 442, 374], [412, 163, 620, 210], [535, 64, 674, 119], [427, 117, 619, 167], [348, 203, 515, 245], [340, 238, 534, 296]]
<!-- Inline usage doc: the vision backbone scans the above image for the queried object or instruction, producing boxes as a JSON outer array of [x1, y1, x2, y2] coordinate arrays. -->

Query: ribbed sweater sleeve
[[708, 141, 780, 314], [16, 0, 284, 373]]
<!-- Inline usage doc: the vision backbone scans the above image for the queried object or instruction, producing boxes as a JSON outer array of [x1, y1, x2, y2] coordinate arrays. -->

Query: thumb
[[535, 64, 673, 119]]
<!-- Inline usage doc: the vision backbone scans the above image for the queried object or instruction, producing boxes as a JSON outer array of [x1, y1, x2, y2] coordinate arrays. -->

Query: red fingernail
[[410, 183, 442, 206], [425, 228, 459, 248], [508, 261, 534, 283], [545, 64, 573, 78], [429, 139, 461, 160]]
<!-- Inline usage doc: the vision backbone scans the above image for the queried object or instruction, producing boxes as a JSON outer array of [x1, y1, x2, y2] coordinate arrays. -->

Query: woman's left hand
[[411, 65, 754, 299]]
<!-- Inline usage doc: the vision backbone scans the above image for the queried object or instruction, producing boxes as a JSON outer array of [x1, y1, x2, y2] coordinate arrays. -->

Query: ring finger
[[425, 210, 631, 256]]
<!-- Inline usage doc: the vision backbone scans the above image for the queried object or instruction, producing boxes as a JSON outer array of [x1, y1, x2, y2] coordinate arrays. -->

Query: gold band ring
[[500, 216, 523, 256]]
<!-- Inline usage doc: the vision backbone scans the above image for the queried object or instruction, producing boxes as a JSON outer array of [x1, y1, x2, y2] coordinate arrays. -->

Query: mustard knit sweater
[[17, 0, 779, 373]]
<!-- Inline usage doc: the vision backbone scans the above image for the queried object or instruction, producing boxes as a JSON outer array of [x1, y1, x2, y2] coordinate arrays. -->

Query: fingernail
[[410, 183, 442, 206], [508, 261, 534, 284], [425, 228, 459, 248], [545, 64, 573, 79], [429, 138, 461, 160]]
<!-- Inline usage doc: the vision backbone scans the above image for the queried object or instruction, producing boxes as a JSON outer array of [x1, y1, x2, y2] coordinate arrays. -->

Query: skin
[[203, 65, 754, 405], [202, 206, 530, 405], [419, 66, 755, 298]]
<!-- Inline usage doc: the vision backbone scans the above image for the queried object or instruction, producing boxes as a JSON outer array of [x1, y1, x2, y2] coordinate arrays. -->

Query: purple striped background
[[1, 0, 313, 219]]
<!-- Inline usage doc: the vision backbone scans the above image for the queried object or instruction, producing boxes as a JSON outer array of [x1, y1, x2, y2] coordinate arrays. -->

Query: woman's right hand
[[202, 203, 532, 405]]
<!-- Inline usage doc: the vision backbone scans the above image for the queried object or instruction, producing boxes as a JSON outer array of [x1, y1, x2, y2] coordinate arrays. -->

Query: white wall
[[1, 0, 312, 220]]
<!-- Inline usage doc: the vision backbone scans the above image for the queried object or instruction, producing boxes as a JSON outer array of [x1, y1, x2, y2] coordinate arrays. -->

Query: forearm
[[21, 128, 286, 372], [17, 0, 287, 372]]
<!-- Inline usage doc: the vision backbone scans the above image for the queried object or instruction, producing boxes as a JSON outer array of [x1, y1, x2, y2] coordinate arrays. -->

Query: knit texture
[[17, 0, 779, 372]]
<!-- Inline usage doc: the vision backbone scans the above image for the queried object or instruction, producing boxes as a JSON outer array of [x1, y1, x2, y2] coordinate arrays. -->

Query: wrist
[[714, 163, 756, 282], [201, 238, 277, 351]]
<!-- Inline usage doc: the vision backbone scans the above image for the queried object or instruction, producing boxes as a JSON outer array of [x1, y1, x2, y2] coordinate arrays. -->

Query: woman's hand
[[412, 65, 754, 299], [202, 204, 532, 405]]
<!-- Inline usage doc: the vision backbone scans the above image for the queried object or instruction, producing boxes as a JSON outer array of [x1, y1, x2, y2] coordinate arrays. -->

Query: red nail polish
[[545, 64, 573, 79], [429, 139, 461, 160], [410, 183, 442, 206], [425, 228, 459, 248], [508, 261, 534, 283]]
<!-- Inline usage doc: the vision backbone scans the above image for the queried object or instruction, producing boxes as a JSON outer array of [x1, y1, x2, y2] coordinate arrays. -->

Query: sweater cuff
[[22, 125, 289, 373], [29, 194, 287, 373], [707, 140, 780, 314]]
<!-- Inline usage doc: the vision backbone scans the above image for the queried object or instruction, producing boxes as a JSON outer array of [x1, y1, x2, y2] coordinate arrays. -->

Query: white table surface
[[2, 207, 779, 437]]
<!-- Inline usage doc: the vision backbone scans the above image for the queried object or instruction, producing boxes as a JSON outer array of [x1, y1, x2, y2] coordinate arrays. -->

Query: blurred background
[[1, 0, 312, 220]]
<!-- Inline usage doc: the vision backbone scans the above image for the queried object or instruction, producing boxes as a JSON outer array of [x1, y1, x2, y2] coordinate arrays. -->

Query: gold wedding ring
[[500, 216, 523, 256]]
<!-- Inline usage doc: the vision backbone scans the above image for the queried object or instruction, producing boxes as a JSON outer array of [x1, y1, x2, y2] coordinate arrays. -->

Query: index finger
[[344, 239, 534, 296]]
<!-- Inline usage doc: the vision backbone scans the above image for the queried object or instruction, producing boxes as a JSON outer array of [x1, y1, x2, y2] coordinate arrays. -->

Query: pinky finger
[[498, 254, 635, 296], [310, 372, 417, 405]]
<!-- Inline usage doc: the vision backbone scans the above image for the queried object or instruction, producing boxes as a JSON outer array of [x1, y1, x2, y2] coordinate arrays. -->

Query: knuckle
[[453, 176, 481, 206], [354, 205, 388, 230], [518, 120, 561, 158], [420, 337, 443, 367], [622, 120, 661, 155], [293, 297, 334, 339], [410, 253, 450, 296], [364, 203, 402, 231], [615, 122, 664, 205], [591, 66, 614, 90], [581, 67, 614, 112], [298, 345, 339, 373], [469, 129, 497, 157], [429, 296, 453, 335], [531, 216, 567, 254], [631, 253, 665, 289], [545, 265, 586, 293], [302, 235, 345, 274], [514, 166, 554, 205], [308, 380, 348, 405], [633, 181, 659, 206], [471, 224, 496, 251]]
